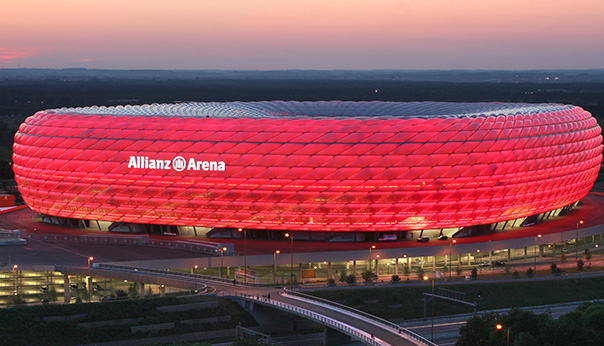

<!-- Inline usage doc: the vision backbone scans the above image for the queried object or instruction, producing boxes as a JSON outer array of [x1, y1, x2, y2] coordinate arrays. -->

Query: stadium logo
[[127, 156, 225, 172]]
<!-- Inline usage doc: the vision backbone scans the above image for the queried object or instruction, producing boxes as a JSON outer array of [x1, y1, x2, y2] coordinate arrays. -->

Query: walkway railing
[[221, 291, 388, 346], [95, 263, 270, 287], [282, 288, 437, 346]]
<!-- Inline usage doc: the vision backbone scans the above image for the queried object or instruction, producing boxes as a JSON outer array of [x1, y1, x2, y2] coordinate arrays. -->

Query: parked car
[[417, 237, 430, 243], [478, 261, 490, 267], [494, 260, 506, 266], [437, 235, 448, 240]]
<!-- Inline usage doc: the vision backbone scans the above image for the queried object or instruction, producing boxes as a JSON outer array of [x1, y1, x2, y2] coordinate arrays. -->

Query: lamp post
[[476, 249, 481, 274], [273, 250, 280, 285], [423, 275, 435, 341], [534, 234, 541, 273], [12, 264, 18, 295], [449, 239, 456, 279], [220, 247, 227, 278], [576, 220, 583, 260], [496, 324, 510, 346], [285, 233, 294, 290], [369, 245, 376, 274], [238, 228, 247, 284], [194, 264, 198, 274], [88, 256, 94, 268]]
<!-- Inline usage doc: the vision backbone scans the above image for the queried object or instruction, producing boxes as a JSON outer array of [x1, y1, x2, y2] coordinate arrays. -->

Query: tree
[[338, 270, 348, 283], [457, 313, 501, 346], [526, 268, 534, 277], [471, 267, 478, 280], [584, 248, 593, 265], [403, 264, 410, 278], [577, 259, 585, 271], [416, 267, 425, 280]]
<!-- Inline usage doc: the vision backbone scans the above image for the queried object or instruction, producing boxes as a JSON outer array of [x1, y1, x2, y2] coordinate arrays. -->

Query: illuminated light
[[12, 102, 602, 233]]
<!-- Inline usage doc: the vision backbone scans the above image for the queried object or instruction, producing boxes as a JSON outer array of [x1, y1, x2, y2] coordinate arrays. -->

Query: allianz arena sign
[[128, 156, 226, 172]]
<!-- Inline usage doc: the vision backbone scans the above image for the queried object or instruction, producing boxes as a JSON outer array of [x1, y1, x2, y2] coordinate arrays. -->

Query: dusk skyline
[[2, 0, 604, 70]]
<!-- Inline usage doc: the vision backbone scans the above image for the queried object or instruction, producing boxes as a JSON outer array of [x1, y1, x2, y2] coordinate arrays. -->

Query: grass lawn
[[307, 276, 604, 320]]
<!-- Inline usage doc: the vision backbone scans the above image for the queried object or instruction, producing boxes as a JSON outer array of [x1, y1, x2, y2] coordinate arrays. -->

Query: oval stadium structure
[[12, 101, 603, 236]]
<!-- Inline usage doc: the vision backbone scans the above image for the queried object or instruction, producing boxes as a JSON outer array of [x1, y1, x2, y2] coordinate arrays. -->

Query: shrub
[[577, 259, 585, 271], [526, 268, 534, 277], [344, 274, 357, 284], [550, 263, 558, 274], [361, 270, 377, 283], [456, 265, 463, 277], [470, 267, 478, 280], [512, 270, 520, 278], [391, 275, 401, 283], [327, 278, 335, 286], [338, 270, 348, 283]]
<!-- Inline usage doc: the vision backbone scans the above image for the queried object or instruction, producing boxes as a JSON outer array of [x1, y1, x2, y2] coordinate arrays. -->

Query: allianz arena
[[12, 101, 603, 239]]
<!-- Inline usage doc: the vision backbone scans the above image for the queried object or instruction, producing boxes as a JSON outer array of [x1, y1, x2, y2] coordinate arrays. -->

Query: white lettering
[[127, 156, 226, 172]]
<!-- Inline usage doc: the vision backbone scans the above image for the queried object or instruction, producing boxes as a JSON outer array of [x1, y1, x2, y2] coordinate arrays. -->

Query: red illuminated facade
[[12, 102, 603, 232]]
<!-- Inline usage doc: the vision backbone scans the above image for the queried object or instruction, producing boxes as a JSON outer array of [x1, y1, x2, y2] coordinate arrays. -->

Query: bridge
[[57, 263, 435, 346]]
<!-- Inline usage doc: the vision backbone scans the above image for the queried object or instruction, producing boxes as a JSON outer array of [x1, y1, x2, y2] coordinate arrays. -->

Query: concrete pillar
[[159, 285, 165, 297], [327, 262, 332, 279], [489, 252, 493, 265], [524, 247, 528, 259], [539, 245, 544, 257], [63, 275, 71, 303], [421, 257, 425, 269], [408, 257, 412, 271], [299, 263, 302, 282], [395, 258, 399, 276], [375, 259, 379, 276], [508, 248, 511, 262], [138, 282, 145, 297], [468, 253, 471, 266], [86, 276, 93, 300], [432, 256, 436, 272], [353, 261, 357, 276]]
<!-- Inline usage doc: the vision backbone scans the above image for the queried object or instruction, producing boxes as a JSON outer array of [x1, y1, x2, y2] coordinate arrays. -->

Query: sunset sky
[[2, 0, 603, 70]]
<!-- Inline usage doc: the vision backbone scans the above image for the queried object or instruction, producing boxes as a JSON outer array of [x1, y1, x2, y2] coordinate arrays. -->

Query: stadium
[[12, 101, 603, 242]]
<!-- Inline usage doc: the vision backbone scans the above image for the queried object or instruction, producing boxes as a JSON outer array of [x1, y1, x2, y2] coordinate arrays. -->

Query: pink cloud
[[0, 48, 36, 61]]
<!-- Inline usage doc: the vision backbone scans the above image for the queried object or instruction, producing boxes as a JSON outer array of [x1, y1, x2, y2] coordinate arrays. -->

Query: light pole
[[220, 247, 227, 278], [576, 220, 583, 260], [534, 234, 541, 273], [273, 250, 280, 285], [449, 239, 456, 279], [423, 275, 435, 341], [496, 324, 510, 346], [88, 256, 94, 268], [238, 228, 247, 284], [369, 245, 376, 275], [12, 264, 18, 295], [285, 233, 294, 290]]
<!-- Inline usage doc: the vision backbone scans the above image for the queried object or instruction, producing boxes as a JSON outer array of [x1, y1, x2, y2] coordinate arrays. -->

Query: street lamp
[[88, 256, 94, 268], [449, 239, 456, 279], [238, 228, 247, 284], [576, 220, 583, 260], [273, 250, 280, 285], [423, 275, 435, 341], [369, 245, 376, 274], [12, 264, 18, 295], [285, 233, 294, 290], [194, 264, 198, 274], [534, 234, 542, 273], [220, 247, 227, 278], [496, 324, 510, 346]]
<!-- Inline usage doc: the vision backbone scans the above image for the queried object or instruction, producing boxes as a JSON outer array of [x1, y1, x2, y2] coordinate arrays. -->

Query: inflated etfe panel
[[12, 101, 603, 231]]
